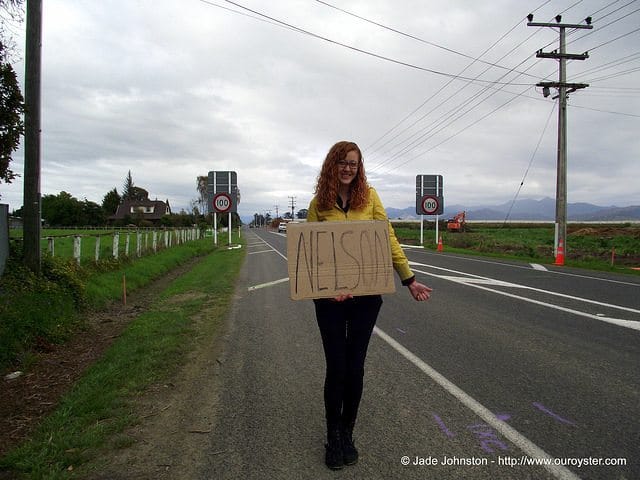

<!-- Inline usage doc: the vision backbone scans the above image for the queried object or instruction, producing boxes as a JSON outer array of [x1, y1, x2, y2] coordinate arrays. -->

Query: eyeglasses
[[337, 160, 359, 170]]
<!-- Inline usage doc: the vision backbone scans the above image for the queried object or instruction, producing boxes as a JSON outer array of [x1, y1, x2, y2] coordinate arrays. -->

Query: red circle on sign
[[213, 192, 232, 213], [421, 195, 439, 215]]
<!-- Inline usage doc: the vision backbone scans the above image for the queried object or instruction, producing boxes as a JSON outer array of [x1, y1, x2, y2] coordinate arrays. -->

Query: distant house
[[109, 198, 172, 225]]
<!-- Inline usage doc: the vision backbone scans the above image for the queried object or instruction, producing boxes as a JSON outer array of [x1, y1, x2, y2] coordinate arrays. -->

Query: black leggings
[[314, 295, 383, 429]]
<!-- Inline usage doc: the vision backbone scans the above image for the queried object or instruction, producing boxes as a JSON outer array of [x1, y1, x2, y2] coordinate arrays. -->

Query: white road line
[[248, 277, 289, 292], [413, 268, 640, 331], [374, 326, 581, 480], [411, 251, 640, 287], [409, 261, 640, 316], [248, 249, 276, 255], [251, 236, 288, 261], [531, 263, 548, 271]]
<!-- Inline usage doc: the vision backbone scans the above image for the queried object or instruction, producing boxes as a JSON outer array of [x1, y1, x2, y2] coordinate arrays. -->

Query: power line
[[315, 0, 543, 80], [504, 102, 556, 224], [208, 0, 534, 87], [364, 0, 553, 157]]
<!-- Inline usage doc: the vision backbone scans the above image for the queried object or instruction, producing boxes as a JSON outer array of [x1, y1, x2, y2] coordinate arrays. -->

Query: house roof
[[109, 199, 172, 220]]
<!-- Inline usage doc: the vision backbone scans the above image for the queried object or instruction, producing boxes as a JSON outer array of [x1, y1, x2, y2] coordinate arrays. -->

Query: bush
[[0, 253, 79, 369]]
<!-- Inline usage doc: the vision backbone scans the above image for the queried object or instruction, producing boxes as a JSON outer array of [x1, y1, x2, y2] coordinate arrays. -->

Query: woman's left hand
[[408, 281, 432, 302]]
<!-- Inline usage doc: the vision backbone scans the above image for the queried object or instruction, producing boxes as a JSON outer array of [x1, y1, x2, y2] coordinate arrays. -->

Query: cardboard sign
[[286, 221, 396, 300]]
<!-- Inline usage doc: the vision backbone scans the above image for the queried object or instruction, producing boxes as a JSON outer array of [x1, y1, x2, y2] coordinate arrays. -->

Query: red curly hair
[[314, 141, 369, 211]]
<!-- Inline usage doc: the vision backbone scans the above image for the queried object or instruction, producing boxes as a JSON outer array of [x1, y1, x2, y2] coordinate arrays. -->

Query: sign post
[[416, 175, 444, 245], [208, 171, 238, 246]]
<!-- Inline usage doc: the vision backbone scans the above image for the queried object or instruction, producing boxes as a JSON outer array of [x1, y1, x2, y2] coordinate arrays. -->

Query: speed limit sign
[[213, 192, 232, 213], [419, 195, 442, 215]]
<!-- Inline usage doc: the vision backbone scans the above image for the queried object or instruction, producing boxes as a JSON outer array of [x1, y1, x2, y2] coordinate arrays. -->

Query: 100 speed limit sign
[[212, 192, 233, 213], [420, 195, 440, 215]]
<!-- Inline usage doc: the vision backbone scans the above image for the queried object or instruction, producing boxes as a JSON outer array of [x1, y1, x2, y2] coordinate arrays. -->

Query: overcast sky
[[1, 0, 639, 219]]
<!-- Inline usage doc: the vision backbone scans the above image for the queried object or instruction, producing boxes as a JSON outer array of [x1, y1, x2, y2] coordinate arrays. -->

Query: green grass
[[0, 233, 227, 372], [83, 237, 215, 309], [0, 238, 245, 479], [392, 222, 640, 274]]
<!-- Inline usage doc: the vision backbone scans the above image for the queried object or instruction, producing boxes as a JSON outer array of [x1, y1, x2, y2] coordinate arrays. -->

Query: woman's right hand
[[332, 293, 354, 302]]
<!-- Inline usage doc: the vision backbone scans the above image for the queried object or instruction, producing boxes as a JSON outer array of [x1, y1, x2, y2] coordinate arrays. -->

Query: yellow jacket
[[306, 187, 414, 283]]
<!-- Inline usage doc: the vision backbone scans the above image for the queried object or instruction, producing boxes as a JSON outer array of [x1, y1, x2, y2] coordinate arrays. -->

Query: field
[[391, 222, 640, 272]]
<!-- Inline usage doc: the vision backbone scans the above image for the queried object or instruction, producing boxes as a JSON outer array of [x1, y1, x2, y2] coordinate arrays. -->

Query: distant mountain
[[386, 197, 640, 221]]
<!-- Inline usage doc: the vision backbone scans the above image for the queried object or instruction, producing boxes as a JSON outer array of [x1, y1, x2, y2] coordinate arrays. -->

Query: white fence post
[[137, 232, 142, 257], [95, 236, 101, 262], [73, 236, 82, 265], [113, 232, 119, 259], [47, 237, 55, 256], [153, 231, 158, 252], [125, 233, 130, 256]]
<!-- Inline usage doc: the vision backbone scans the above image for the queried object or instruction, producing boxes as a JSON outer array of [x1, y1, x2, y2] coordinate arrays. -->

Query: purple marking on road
[[466, 423, 509, 453], [396, 328, 406, 334], [533, 402, 576, 426], [495, 413, 512, 422], [433, 414, 455, 438]]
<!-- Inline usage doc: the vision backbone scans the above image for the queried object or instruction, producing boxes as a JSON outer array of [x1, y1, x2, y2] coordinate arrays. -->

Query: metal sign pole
[[228, 171, 232, 246], [436, 175, 441, 244], [213, 171, 218, 245], [420, 176, 424, 245]]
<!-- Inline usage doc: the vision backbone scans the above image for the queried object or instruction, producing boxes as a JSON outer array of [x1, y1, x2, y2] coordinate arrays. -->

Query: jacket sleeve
[[307, 197, 318, 222], [370, 188, 414, 283]]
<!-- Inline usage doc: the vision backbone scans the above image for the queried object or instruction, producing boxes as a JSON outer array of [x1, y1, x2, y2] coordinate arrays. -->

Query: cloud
[[1, 0, 638, 219]]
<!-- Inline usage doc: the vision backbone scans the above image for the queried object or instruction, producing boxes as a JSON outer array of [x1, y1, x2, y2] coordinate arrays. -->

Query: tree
[[81, 198, 105, 226], [297, 208, 308, 219], [42, 191, 83, 226], [0, 0, 25, 193], [196, 175, 207, 213], [102, 188, 120, 215], [122, 170, 134, 200], [41, 191, 105, 226], [129, 186, 148, 202]]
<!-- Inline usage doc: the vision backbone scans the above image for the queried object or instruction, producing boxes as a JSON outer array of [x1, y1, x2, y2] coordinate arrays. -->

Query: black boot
[[341, 421, 358, 466], [324, 427, 344, 470]]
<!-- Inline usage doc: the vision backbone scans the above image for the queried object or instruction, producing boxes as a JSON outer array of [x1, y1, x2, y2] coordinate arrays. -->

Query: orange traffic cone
[[554, 239, 565, 266], [437, 235, 443, 252]]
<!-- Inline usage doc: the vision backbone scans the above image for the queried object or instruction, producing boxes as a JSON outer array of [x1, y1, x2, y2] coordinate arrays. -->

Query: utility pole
[[288, 196, 296, 219], [527, 13, 592, 263], [274, 205, 279, 221], [23, 0, 43, 273]]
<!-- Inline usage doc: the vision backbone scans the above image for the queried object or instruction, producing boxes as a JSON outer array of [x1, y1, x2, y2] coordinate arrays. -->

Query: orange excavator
[[447, 211, 466, 232]]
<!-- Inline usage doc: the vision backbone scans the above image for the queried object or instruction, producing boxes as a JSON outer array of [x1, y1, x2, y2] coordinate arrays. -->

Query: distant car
[[278, 222, 287, 233]]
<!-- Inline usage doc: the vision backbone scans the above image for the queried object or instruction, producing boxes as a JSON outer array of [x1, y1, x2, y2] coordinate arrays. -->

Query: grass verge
[[0, 237, 221, 371], [0, 239, 245, 479]]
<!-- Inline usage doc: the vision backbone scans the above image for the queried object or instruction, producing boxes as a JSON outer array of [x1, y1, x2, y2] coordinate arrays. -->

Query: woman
[[307, 140, 432, 470]]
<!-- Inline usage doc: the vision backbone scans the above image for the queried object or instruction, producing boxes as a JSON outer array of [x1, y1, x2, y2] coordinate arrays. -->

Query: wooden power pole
[[23, 0, 43, 273], [527, 14, 592, 262]]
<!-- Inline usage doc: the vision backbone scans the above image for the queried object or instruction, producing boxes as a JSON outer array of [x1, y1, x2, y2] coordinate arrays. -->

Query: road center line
[[374, 326, 581, 480]]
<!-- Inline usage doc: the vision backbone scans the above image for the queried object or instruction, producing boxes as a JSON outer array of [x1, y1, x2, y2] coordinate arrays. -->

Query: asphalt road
[[200, 227, 639, 480]]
